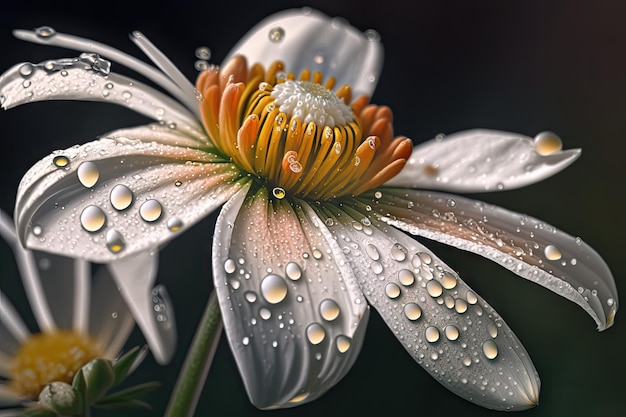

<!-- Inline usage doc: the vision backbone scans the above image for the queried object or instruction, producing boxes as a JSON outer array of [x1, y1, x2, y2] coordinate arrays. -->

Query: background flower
[[0, 1, 623, 416]]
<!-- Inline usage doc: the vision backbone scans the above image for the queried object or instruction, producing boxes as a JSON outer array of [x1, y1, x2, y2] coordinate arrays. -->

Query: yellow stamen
[[10, 331, 102, 398], [196, 55, 412, 200]]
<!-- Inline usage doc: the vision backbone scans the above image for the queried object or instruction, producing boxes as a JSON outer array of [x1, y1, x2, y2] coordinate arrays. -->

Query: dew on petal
[[426, 280, 443, 298], [272, 187, 286, 199], [441, 272, 457, 289], [139, 200, 163, 222], [488, 324, 498, 338], [80, 205, 106, 232], [534, 131, 563, 156], [110, 184, 134, 211], [444, 325, 460, 341], [35, 26, 57, 38], [224, 259, 236, 274], [105, 229, 125, 253], [544, 244, 562, 261], [245, 291, 257, 303], [167, 217, 183, 232], [482, 339, 498, 359], [425, 326, 440, 343], [259, 308, 271, 320], [269, 27, 285, 42], [403, 303, 422, 321], [398, 269, 415, 286], [466, 291, 478, 305], [306, 323, 326, 345], [419, 252, 432, 265], [385, 283, 401, 299], [319, 299, 340, 321], [390, 243, 407, 261], [52, 155, 70, 168], [260, 274, 288, 304], [194, 46, 211, 60], [365, 243, 380, 260], [285, 262, 302, 281], [336, 335, 351, 353], [32, 225, 43, 236], [454, 299, 468, 314]]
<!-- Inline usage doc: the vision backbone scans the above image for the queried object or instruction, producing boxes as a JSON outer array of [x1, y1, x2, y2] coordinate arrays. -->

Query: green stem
[[164, 290, 222, 417]]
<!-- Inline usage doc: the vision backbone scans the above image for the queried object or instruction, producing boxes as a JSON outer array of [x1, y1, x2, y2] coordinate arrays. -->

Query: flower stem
[[164, 290, 222, 417]]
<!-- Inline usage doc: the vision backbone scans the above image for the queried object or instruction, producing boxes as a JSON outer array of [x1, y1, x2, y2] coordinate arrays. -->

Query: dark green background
[[1, 1, 624, 416]]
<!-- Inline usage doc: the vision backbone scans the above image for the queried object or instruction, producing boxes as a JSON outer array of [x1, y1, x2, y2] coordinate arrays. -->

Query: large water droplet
[[52, 155, 70, 168], [534, 131, 562, 156], [259, 308, 271, 320], [80, 205, 106, 232], [444, 325, 460, 341], [285, 262, 302, 281], [544, 244, 562, 261], [425, 326, 440, 343], [224, 259, 236, 274], [426, 280, 443, 298], [110, 184, 133, 211], [455, 299, 468, 314], [365, 243, 380, 260], [319, 299, 340, 321], [76, 161, 99, 187], [466, 291, 478, 305], [441, 272, 457, 289], [390, 243, 407, 261], [260, 274, 288, 304], [385, 283, 401, 299], [105, 229, 125, 253], [403, 303, 422, 321], [488, 323, 498, 338], [306, 323, 326, 345], [167, 217, 183, 232], [398, 269, 415, 286], [35, 26, 56, 38], [335, 335, 351, 353], [419, 252, 432, 265], [139, 199, 163, 222], [482, 339, 498, 359]]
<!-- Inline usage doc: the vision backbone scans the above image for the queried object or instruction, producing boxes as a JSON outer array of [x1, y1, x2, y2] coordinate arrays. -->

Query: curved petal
[[0, 290, 29, 356], [87, 265, 135, 360], [386, 130, 580, 192], [212, 185, 368, 409], [108, 251, 175, 365], [225, 8, 383, 98], [358, 189, 618, 330], [310, 202, 540, 411], [15, 128, 243, 262], [0, 58, 205, 142], [0, 384, 22, 407]]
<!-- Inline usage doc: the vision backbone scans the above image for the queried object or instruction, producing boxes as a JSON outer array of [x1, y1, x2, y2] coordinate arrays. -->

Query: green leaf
[[112, 345, 147, 385], [96, 381, 161, 406]]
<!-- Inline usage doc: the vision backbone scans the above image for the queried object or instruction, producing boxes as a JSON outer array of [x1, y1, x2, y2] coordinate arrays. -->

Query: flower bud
[[38, 381, 81, 415], [81, 358, 115, 403]]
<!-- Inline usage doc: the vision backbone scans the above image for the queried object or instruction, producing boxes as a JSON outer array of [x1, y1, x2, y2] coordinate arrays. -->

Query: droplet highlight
[[80, 205, 106, 232], [482, 339, 499, 359], [110, 184, 133, 211], [544, 244, 562, 261], [403, 303, 422, 321], [385, 283, 401, 299], [139, 199, 163, 222], [260, 274, 288, 304], [285, 262, 302, 281], [306, 323, 326, 345], [319, 299, 340, 321], [105, 229, 125, 253], [425, 326, 440, 343], [534, 131, 563, 156]]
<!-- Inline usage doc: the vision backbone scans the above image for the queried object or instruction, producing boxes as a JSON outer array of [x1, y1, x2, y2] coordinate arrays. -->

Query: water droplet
[[445, 325, 460, 341], [259, 308, 271, 320], [426, 280, 443, 298], [425, 326, 440, 343], [35, 26, 56, 38], [139, 200, 163, 222], [80, 205, 106, 232], [455, 299, 468, 314], [441, 272, 457, 289], [245, 291, 257, 303], [390, 243, 407, 261], [22, 80, 31, 88], [364, 28, 381, 41], [488, 324, 498, 338], [224, 259, 236, 274], [371, 262, 383, 274], [269, 27, 285, 42], [385, 283, 401, 299], [19, 63, 34, 77], [242, 336, 250, 345], [403, 303, 422, 321], [105, 229, 125, 253], [534, 131, 562, 156], [466, 291, 478, 305], [306, 323, 326, 345], [77, 161, 99, 188], [463, 357, 472, 367], [285, 262, 302, 281], [336, 335, 351, 353], [398, 269, 415, 286], [32, 224, 43, 236], [365, 243, 380, 260], [544, 244, 562, 260], [482, 339, 498, 359], [319, 299, 340, 321], [260, 274, 288, 304], [167, 217, 183, 232], [272, 187, 286, 199], [122, 91, 132, 100], [53, 155, 70, 168], [229, 278, 241, 289], [194, 46, 211, 60], [419, 252, 432, 265], [312, 249, 323, 260]]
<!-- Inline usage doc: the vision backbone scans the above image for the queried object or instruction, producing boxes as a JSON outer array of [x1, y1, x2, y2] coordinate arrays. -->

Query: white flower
[[0, 8, 617, 412], [0, 209, 139, 409]]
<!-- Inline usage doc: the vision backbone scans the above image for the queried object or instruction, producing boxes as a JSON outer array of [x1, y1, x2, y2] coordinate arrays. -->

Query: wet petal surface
[[213, 186, 368, 408]]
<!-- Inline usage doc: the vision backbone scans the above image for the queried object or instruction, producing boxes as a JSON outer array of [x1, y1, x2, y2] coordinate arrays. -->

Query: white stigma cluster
[[271, 79, 354, 127]]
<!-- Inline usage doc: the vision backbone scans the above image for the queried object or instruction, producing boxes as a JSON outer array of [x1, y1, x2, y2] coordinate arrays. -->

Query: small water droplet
[[425, 326, 440, 343], [404, 303, 422, 321], [224, 259, 236, 274], [463, 357, 472, 367], [466, 291, 478, 305], [122, 91, 132, 100], [139, 199, 163, 222], [242, 336, 250, 345], [285, 262, 302, 281], [167, 217, 183, 232], [259, 308, 271, 320], [482, 339, 498, 359], [269, 27, 285, 42], [419, 252, 432, 265], [52, 155, 70, 168], [77, 161, 99, 188], [455, 299, 468, 314], [32, 225, 43, 236], [364, 28, 381, 41], [19, 63, 34, 77], [260, 274, 288, 304], [312, 249, 323, 260], [426, 280, 443, 298], [80, 205, 106, 232], [245, 291, 257, 303], [390, 243, 407, 261], [371, 262, 383, 274], [319, 299, 340, 321], [534, 131, 562, 156], [441, 272, 457, 289], [105, 229, 125, 253], [385, 283, 401, 299], [336, 335, 351, 353], [488, 324, 498, 338], [398, 269, 415, 286], [365, 243, 380, 260], [544, 244, 562, 260], [195, 46, 211, 60], [444, 325, 460, 341], [35, 26, 56, 38], [306, 323, 326, 345], [272, 187, 286, 199]]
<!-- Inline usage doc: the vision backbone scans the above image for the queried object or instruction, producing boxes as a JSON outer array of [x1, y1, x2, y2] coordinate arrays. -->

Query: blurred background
[[1, 0, 624, 416]]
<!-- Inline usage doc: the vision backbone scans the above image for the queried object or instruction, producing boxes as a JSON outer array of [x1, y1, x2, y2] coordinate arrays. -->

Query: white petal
[[361, 189, 618, 330], [312, 202, 540, 411], [0, 290, 29, 356], [0, 384, 22, 407], [386, 130, 580, 192], [108, 251, 175, 364], [225, 8, 383, 98], [87, 265, 135, 360], [15, 132, 242, 262], [212, 186, 368, 409], [0, 58, 204, 140]]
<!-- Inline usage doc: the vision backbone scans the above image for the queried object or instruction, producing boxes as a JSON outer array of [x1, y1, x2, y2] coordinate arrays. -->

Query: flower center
[[10, 331, 102, 398], [196, 55, 412, 200]]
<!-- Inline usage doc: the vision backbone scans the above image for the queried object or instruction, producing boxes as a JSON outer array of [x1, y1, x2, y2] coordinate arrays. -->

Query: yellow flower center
[[197, 55, 413, 200], [9, 331, 102, 398]]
